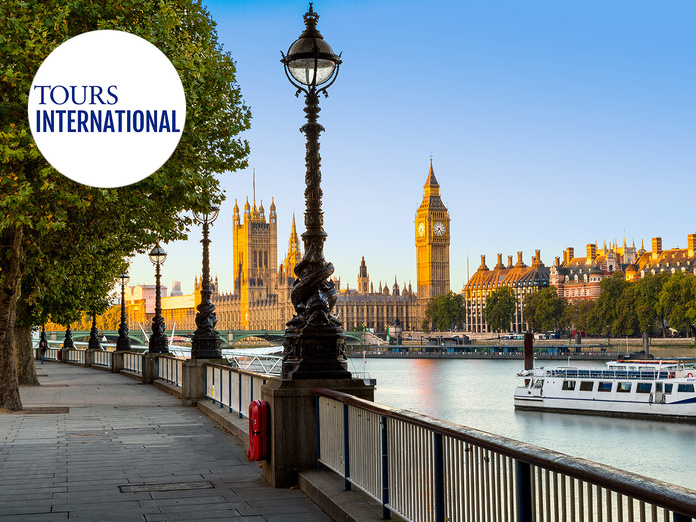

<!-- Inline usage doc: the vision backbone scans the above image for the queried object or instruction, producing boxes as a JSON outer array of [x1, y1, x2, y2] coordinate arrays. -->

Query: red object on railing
[[57, 350, 62, 361], [247, 399, 269, 461]]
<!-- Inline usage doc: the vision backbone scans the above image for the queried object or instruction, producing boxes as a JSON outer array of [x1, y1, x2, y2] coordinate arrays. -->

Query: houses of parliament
[[126, 161, 451, 334]]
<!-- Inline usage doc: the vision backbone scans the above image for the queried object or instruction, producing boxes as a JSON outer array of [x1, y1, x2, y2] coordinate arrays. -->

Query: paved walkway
[[0, 363, 330, 521]]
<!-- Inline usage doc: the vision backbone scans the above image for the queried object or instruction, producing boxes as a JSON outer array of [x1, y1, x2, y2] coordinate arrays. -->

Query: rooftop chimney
[[494, 253, 505, 270], [507, 255, 513, 269], [651, 237, 662, 260], [587, 243, 597, 262]]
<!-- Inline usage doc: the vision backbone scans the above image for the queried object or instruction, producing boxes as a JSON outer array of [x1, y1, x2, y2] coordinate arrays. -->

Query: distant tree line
[[482, 272, 696, 338]]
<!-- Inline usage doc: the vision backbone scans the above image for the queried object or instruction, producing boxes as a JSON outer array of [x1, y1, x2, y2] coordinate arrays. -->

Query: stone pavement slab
[[0, 363, 329, 521]]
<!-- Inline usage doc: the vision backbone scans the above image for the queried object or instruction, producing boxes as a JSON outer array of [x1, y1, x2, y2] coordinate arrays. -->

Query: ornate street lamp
[[88, 311, 102, 350], [191, 206, 223, 359], [116, 273, 132, 351], [148, 242, 169, 354], [280, 4, 351, 379], [63, 324, 75, 349]]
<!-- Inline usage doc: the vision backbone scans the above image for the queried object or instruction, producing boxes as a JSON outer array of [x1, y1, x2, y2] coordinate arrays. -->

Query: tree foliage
[[483, 287, 516, 335], [633, 272, 669, 336], [0, 0, 251, 409], [423, 291, 465, 332], [561, 299, 595, 332], [522, 287, 564, 332]]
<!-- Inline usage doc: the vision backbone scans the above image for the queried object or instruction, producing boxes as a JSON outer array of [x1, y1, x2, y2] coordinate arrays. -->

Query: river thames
[[349, 357, 695, 491]]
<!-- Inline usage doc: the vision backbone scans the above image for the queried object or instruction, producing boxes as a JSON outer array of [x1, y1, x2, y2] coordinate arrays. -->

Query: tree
[[659, 272, 696, 337], [522, 287, 564, 332], [587, 273, 634, 336], [483, 287, 516, 337], [423, 292, 465, 332], [0, 0, 251, 409], [561, 299, 595, 333], [634, 272, 669, 339]]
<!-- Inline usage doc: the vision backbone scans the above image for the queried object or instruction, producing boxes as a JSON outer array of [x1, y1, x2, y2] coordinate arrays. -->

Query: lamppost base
[[116, 337, 132, 351], [282, 327, 351, 380], [191, 336, 223, 359], [149, 335, 169, 354]]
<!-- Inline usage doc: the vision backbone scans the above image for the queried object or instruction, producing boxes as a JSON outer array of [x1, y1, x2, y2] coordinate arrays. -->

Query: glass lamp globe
[[148, 244, 167, 266]]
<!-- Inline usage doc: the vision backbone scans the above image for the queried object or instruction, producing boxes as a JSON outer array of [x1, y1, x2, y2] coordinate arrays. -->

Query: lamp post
[[116, 273, 131, 351], [88, 311, 102, 350], [148, 243, 169, 354], [191, 207, 222, 359], [280, 4, 351, 379], [63, 324, 74, 349]]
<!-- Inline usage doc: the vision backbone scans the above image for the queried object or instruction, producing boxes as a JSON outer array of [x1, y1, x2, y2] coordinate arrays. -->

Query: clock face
[[417, 222, 425, 237], [433, 222, 446, 236]]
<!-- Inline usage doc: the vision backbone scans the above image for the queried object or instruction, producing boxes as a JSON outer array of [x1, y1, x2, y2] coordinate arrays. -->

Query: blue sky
[[127, 0, 696, 297]]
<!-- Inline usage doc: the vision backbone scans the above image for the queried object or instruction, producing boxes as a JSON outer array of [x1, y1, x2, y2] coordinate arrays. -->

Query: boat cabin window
[[677, 384, 695, 393], [598, 382, 613, 392], [665, 383, 673, 394], [579, 381, 594, 392], [637, 383, 652, 394], [562, 380, 576, 391], [533, 379, 544, 389], [617, 382, 632, 393]]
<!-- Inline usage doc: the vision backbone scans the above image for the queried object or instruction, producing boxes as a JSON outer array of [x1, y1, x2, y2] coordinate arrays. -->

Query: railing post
[[316, 396, 322, 470], [238, 373, 243, 418], [517, 461, 533, 522], [228, 371, 232, 413], [434, 432, 445, 522], [220, 368, 224, 409], [381, 415, 391, 520], [211, 366, 216, 404], [343, 403, 351, 491]]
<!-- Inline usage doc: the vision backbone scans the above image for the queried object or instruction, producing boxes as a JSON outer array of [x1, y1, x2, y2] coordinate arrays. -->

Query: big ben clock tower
[[415, 160, 450, 314]]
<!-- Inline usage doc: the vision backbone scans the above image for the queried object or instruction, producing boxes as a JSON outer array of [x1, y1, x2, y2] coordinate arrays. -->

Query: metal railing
[[315, 388, 696, 522], [204, 363, 272, 418], [92, 350, 112, 368], [123, 353, 143, 375], [158, 356, 183, 386], [227, 353, 282, 375]]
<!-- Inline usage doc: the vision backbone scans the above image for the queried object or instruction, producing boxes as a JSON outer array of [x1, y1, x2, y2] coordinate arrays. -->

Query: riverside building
[[117, 162, 449, 335]]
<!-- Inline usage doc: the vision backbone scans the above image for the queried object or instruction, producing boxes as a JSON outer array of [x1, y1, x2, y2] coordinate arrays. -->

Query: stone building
[[118, 162, 452, 335], [462, 250, 550, 333], [415, 160, 451, 316], [549, 239, 635, 301], [333, 259, 419, 332]]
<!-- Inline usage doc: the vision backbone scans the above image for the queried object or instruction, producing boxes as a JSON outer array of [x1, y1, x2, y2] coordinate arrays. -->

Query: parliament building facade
[[122, 162, 451, 335]]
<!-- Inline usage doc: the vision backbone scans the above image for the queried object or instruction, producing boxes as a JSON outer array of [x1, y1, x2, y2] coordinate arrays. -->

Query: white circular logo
[[28, 30, 186, 188]]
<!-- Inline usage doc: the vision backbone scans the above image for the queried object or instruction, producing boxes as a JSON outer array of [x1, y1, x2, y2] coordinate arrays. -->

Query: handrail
[[314, 387, 696, 518]]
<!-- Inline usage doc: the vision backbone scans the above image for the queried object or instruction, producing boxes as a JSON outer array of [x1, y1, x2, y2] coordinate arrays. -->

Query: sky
[[126, 0, 696, 297]]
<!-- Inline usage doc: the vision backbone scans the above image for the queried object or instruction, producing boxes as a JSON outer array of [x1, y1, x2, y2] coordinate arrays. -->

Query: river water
[[347, 357, 696, 491]]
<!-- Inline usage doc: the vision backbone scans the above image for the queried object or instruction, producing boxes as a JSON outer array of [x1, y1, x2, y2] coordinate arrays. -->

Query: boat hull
[[514, 365, 696, 422]]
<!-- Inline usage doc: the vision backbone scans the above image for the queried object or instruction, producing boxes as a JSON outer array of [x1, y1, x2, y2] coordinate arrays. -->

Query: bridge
[[228, 329, 366, 346], [62, 329, 367, 348]]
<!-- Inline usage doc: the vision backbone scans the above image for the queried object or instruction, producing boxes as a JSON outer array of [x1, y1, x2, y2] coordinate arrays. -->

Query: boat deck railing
[[545, 369, 681, 381]]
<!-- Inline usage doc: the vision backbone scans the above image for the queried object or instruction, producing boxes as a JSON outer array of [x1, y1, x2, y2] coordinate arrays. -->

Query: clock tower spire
[[415, 159, 451, 318]]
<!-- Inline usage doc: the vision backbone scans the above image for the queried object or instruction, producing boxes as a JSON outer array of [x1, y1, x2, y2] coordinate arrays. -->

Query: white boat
[[514, 359, 696, 422]]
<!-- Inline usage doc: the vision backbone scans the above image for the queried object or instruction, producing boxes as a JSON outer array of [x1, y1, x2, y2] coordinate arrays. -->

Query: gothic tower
[[357, 256, 370, 294], [415, 160, 450, 310], [233, 196, 278, 329]]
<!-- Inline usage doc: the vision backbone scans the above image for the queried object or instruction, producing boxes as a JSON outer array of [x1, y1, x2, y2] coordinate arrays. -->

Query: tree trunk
[[0, 226, 24, 410], [16, 322, 38, 386]]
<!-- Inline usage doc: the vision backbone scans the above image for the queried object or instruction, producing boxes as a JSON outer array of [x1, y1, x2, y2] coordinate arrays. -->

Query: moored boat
[[514, 359, 696, 422]]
